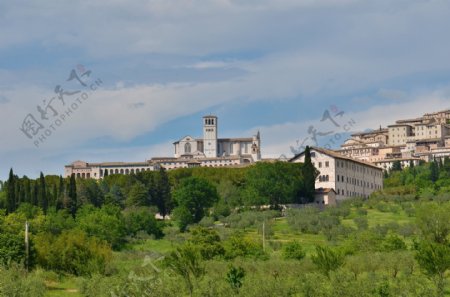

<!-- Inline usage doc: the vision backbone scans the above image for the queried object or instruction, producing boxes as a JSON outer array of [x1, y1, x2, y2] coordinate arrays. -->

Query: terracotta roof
[[289, 146, 382, 170], [315, 188, 336, 194]]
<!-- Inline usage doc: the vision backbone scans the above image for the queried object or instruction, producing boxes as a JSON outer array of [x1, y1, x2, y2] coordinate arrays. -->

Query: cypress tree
[[68, 174, 77, 218], [32, 181, 38, 206], [154, 168, 172, 218], [38, 172, 48, 213], [6, 168, 16, 213], [57, 175, 65, 210], [430, 160, 439, 183], [302, 146, 316, 203]]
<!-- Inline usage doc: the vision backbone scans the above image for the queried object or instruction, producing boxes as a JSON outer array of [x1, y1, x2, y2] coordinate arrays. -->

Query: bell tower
[[203, 115, 218, 158]]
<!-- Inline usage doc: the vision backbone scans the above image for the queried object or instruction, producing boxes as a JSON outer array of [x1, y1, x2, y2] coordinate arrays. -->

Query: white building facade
[[161, 115, 261, 169], [64, 160, 160, 179], [290, 147, 383, 201]]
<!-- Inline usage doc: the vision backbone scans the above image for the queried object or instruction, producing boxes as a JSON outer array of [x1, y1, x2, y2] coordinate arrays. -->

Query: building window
[[319, 162, 322, 168], [185, 142, 191, 153], [310, 152, 316, 157], [325, 161, 329, 167]]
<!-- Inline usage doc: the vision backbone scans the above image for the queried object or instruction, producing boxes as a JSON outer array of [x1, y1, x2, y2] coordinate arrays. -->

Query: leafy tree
[[282, 241, 306, 260], [34, 229, 112, 276], [126, 181, 149, 207], [123, 207, 163, 238], [243, 162, 304, 207], [226, 265, 245, 293], [172, 177, 219, 231], [0, 233, 25, 266], [223, 232, 266, 260], [312, 245, 345, 278], [416, 202, 450, 244], [415, 241, 450, 296], [187, 227, 224, 260], [165, 243, 205, 297], [76, 204, 126, 250]]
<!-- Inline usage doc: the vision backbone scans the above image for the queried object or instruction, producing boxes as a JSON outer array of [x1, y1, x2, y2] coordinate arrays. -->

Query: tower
[[203, 115, 218, 158], [251, 131, 261, 161]]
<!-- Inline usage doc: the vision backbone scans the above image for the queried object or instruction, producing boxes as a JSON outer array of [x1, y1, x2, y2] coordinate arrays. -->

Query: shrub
[[0, 265, 46, 297], [34, 230, 112, 276], [282, 241, 306, 261], [123, 207, 163, 239]]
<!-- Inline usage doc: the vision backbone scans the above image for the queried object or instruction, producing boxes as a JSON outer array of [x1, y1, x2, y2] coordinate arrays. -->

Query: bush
[[123, 207, 163, 239], [282, 241, 305, 261], [34, 230, 112, 276], [223, 232, 267, 260], [76, 204, 127, 249], [0, 265, 46, 297]]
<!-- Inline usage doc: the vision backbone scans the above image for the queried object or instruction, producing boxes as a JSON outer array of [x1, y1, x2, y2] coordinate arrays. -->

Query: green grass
[[44, 276, 81, 297]]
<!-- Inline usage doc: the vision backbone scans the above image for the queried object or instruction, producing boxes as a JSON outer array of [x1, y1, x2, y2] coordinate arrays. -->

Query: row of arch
[[100, 167, 152, 176], [318, 175, 329, 182], [75, 167, 153, 179]]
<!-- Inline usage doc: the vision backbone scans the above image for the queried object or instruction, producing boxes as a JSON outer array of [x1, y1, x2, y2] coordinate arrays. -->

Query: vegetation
[[0, 158, 449, 296]]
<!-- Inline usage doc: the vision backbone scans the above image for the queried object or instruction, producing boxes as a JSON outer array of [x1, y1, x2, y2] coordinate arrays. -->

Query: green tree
[[187, 227, 224, 260], [430, 160, 439, 183], [243, 162, 304, 207], [126, 182, 149, 207], [172, 177, 219, 231], [415, 241, 450, 296], [6, 168, 16, 213], [282, 241, 306, 260], [76, 204, 126, 250], [311, 245, 345, 278], [226, 265, 245, 293], [153, 168, 172, 218], [38, 172, 48, 213], [165, 243, 205, 297], [302, 146, 317, 203], [123, 207, 163, 238], [416, 202, 450, 244], [67, 174, 77, 218], [391, 160, 402, 172]]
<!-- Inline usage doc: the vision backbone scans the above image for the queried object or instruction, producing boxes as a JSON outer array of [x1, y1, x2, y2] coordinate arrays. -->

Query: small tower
[[203, 115, 218, 158], [251, 130, 261, 161]]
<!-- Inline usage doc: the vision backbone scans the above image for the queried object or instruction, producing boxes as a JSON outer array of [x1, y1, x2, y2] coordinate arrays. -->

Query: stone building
[[338, 109, 450, 169], [64, 160, 160, 179], [290, 147, 383, 201], [64, 115, 262, 177], [154, 115, 261, 170]]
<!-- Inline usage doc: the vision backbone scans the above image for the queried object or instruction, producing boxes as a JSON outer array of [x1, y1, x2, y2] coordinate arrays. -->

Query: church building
[[152, 115, 262, 170]]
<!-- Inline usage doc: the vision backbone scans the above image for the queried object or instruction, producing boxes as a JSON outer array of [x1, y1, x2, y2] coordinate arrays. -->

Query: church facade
[[152, 115, 262, 170]]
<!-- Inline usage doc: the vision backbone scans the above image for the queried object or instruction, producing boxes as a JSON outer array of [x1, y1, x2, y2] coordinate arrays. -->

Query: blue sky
[[1, 0, 450, 180]]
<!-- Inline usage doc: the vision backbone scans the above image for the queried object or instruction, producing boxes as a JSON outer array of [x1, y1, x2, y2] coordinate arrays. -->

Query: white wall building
[[290, 147, 383, 201], [163, 115, 261, 168], [64, 160, 160, 179]]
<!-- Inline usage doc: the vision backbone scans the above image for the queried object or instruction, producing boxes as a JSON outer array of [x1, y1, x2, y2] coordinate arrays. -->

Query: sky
[[1, 0, 450, 181]]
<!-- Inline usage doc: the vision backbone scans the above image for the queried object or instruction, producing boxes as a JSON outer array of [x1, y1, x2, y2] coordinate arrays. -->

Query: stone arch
[[125, 169, 129, 174], [185, 142, 191, 153], [120, 169, 124, 174], [77, 173, 81, 178]]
